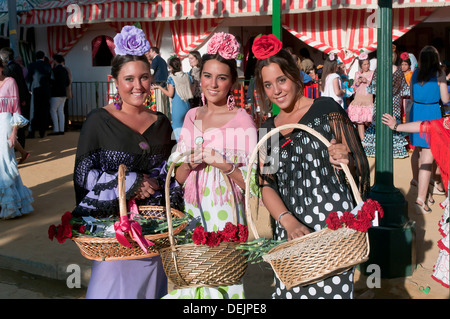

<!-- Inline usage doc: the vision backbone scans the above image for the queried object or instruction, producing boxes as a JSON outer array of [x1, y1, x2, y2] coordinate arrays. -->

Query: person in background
[[320, 53, 345, 108], [0, 47, 30, 163], [252, 34, 369, 299], [347, 52, 374, 141], [49, 54, 70, 136], [0, 63, 33, 219], [148, 47, 169, 117], [62, 56, 72, 132], [71, 26, 183, 299], [382, 113, 448, 288], [152, 56, 192, 141], [26, 51, 52, 138], [188, 50, 202, 108], [362, 51, 410, 159], [408, 45, 449, 214]]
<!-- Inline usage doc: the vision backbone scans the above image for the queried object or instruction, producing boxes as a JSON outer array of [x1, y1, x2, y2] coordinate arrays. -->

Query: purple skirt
[[86, 256, 167, 299]]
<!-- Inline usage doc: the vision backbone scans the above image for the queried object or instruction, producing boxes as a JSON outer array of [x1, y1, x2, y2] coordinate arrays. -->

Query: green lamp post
[[271, 0, 281, 116], [362, 0, 416, 278]]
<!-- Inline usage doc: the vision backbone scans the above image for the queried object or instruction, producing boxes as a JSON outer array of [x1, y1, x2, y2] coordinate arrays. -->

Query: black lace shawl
[[72, 108, 183, 217]]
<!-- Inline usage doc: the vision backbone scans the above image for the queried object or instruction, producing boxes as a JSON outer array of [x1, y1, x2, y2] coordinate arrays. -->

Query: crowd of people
[[0, 24, 448, 298]]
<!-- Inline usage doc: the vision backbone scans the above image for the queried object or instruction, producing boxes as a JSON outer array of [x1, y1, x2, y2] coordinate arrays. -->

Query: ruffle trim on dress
[[347, 105, 374, 123], [0, 181, 34, 219], [362, 124, 409, 158]]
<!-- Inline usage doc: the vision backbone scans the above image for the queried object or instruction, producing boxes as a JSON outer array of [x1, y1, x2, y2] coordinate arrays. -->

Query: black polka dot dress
[[259, 97, 369, 299]]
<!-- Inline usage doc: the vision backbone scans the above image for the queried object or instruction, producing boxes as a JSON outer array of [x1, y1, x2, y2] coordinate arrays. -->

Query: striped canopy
[[19, 0, 450, 26], [17, 0, 450, 60]]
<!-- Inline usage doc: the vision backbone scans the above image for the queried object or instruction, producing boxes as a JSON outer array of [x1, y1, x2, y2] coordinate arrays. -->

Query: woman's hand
[[8, 132, 17, 149], [281, 215, 312, 240], [328, 139, 349, 168], [135, 174, 161, 199], [381, 113, 397, 130]]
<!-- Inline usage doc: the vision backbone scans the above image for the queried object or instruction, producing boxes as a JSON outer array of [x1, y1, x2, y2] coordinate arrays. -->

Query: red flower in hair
[[252, 34, 283, 60], [400, 52, 409, 61]]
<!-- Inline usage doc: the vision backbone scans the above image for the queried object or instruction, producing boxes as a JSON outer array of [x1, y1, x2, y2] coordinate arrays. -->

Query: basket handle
[[244, 123, 363, 240], [164, 150, 238, 249], [118, 164, 128, 218]]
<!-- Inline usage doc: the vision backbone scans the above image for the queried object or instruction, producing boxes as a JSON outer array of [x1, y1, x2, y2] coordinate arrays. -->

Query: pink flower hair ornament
[[359, 52, 369, 60], [207, 32, 240, 60], [400, 52, 410, 61], [329, 53, 335, 61]]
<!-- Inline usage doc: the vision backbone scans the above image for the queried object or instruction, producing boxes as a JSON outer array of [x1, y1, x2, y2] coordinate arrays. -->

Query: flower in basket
[[192, 222, 248, 247], [326, 199, 384, 233], [48, 211, 86, 243]]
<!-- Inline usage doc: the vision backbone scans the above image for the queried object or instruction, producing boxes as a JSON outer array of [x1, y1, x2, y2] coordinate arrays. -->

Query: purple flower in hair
[[114, 25, 150, 56]]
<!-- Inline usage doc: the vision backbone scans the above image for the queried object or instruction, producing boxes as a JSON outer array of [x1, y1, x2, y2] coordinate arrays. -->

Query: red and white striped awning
[[283, 6, 436, 69], [19, 0, 450, 26]]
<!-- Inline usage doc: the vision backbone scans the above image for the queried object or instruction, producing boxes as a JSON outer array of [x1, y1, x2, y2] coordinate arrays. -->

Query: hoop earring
[[114, 87, 122, 110], [201, 92, 206, 107], [227, 92, 235, 111]]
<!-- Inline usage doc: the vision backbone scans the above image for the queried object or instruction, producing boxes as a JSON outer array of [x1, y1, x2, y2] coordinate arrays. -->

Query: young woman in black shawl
[[252, 35, 370, 299], [72, 26, 183, 299]]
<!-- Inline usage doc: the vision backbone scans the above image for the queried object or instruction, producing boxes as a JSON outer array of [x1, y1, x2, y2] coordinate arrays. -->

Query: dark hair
[[253, 48, 303, 108], [417, 45, 443, 84], [168, 56, 182, 73], [111, 54, 151, 79], [320, 56, 338, 92], [0, 47, 14, 61], [358, 57, 370, 69], [53, 54, 64, 64], [400, 57, 411, 68], [200, 53, 238, 84], [36, 51, 45, 60], [150, 47, 160, 54], [189, 50, 202, 68]]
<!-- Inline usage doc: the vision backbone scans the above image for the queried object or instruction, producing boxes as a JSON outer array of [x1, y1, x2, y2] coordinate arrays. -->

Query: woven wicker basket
[[72, 164, 186, 261], [160, 151, 248, 289], [244, 123, 370, 289]]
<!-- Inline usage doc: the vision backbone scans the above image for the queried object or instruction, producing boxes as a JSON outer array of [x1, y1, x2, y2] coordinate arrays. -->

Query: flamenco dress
[[362, 69, 409, 158], [72, 108, 184, 299], [0, 77, 33, 219], [347, 70, 374, 123]]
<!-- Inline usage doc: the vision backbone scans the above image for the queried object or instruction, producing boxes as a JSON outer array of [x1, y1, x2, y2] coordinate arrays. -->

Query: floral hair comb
[[207, 32, 240, 60], [400, 52, 409, 60], [251, 34, 283, 60], [114, 25, 150, 56], [358, 52, 368, 60]]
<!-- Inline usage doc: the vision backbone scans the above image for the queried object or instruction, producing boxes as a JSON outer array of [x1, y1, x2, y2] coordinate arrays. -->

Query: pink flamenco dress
[[347, 70, 374, 123], [421, 117, 449, 288], [0, 77, 33, 219]]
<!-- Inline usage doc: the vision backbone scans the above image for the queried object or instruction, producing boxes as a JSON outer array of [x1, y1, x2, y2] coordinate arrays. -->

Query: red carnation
[[340, 211, 356, 228], [61, 211, 72, 225], [48, 225, 57, 241], [252, 34, 283, 60], [192, 225, 207, 245], [325, 212, 342, 230], [220, 222, 239, 242], [205, 232, 222, 247], [237, 224, 248, 243]]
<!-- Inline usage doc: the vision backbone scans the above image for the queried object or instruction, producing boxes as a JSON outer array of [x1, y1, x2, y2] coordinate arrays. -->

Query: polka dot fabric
[[261, 107, 357, 299]]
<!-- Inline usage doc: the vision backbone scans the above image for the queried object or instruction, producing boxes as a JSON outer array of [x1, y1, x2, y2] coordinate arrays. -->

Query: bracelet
[[223, 163, 236, 175], [277, 211, 293, 227], [393, 123, 399, 132]]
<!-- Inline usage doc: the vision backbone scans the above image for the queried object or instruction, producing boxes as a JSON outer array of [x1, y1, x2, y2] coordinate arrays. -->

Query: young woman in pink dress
[[347, 53, 374, 141]]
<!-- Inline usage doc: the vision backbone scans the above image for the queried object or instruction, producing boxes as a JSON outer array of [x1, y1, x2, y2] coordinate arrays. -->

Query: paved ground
[[0, 130, 448, 299]]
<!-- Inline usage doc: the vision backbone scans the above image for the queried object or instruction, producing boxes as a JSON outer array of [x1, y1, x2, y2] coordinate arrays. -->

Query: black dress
[[258, 97, 369, 299], [73, 108, 183, 217]]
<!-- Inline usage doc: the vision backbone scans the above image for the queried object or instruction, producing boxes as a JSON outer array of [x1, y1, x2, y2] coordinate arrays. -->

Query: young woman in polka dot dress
[[163, 33, 258, 299], [252, 35, 370, 299]]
